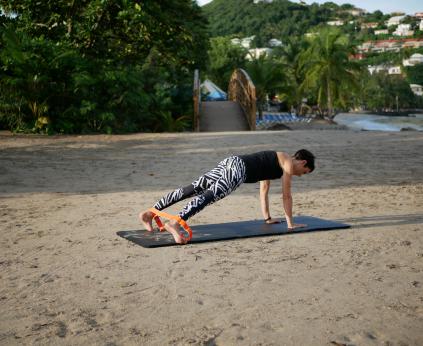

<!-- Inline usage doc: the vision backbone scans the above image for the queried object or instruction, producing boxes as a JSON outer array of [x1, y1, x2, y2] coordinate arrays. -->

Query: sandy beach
[[0, 128, 422, 345]]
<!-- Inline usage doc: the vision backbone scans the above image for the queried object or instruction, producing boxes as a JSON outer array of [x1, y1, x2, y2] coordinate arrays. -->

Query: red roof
[[364, 38, 423, 44]]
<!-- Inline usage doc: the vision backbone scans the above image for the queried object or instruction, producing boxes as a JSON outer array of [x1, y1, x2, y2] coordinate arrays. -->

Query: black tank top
[[238, 151, 283, 183]]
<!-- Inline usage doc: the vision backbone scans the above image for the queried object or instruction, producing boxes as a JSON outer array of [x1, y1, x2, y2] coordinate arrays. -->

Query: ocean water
[[334, 113, 423, 132]]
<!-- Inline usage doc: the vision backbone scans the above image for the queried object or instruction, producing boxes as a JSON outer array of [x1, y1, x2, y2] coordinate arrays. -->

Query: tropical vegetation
[[298, 28, 363, 118], [0, 0, 209, 133], [202, 0, 423, 117], [1, 0, 422, 134]]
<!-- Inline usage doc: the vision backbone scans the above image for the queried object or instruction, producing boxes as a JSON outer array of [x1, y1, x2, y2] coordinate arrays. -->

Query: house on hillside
[[347, 8, 366, 16], [372, 40, 401, 53], [403, 53, 423, 66], [358, 39, 423, 53], [420, 19, 423, 31], [402, 39, 423, 49], [388, 66, 402, 74], [327, 20, 344, 26], [410, 84, 423, 96], [375, 29, 389, 35], [361, 22, 378, 29], [231, 36, 255, 49], [368, 65, 401, 75], [247, 48, 273, 60], [386, 15, 405, 26], [268, 38, 283, 47], [393, 24, 414, 36], [415, 12, 423, 19]]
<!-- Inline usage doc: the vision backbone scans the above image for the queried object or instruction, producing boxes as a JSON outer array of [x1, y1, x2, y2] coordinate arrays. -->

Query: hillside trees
[[273, 38, 308, 114], [405, 65, 423, 85], [244, 53, 286, 118], [205, 36, 247, 90], [0, 0, 209, 133], [299, 28, 363, 117], [202, 1, 422, 115], [361, 72, 419, 111], [202, 0, 334, 41]]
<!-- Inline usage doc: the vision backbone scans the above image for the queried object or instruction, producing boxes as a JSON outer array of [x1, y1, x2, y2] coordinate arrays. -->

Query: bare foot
[[139, 210, 154, 232], [164, 220, 187, 245]]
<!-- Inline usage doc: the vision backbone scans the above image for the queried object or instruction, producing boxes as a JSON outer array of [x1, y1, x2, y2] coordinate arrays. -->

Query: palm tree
[[276, 37, 308, 115], [244, 53, 287, 118], [299, 28, 363, 118]]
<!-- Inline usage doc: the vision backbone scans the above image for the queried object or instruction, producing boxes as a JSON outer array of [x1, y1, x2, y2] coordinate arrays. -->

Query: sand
[[0, 129, 422, 346]]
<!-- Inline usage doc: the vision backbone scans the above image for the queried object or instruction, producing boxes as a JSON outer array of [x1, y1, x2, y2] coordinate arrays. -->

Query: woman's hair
[[293, 149, 315, 172]]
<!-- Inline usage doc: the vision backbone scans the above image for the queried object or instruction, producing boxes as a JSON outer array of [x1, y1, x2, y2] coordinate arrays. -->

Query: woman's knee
[[181, 184, 196, 198]]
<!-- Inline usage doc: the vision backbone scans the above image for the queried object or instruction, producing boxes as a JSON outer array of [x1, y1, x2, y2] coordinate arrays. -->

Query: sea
[[334, 113, 423, 132]]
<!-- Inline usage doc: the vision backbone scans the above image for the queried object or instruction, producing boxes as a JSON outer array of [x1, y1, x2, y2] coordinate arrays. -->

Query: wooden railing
[[228, 68, 256, 131], [193, 69, 201, 132]]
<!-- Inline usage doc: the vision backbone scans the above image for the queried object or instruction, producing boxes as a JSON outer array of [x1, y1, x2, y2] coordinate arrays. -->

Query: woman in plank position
[[139, 149, 315, 244]]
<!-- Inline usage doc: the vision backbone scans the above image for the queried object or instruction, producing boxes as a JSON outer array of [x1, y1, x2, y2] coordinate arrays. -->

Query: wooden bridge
[[193, 69, 256, 132]]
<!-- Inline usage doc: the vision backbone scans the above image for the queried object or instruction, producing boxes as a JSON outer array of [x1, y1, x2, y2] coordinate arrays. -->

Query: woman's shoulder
[[276, 152, 293, 173]]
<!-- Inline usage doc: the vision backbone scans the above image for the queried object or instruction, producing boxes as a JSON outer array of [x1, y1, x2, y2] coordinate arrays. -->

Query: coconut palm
[[244, 53, 287, 118], [275, 37, 308, 115], [299, 28, 363, 118]]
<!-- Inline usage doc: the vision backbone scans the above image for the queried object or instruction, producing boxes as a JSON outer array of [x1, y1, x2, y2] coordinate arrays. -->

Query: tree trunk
[[257, 102, 263, 119], [327, 77, 333, 118]]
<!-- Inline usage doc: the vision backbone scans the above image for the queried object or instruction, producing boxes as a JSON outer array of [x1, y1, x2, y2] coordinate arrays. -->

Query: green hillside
[[202, 0, 354, 45]]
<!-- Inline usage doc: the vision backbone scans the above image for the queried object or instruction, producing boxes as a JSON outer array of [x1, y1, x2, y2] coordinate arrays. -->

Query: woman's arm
[[260, 180, 271, 220], [282, 174, 294, 228], [279, 151, 307, 230], [260, 180, 280, 224]]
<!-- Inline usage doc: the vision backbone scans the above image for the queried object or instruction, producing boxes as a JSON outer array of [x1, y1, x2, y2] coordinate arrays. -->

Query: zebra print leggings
[[153, 156, 247, 221]]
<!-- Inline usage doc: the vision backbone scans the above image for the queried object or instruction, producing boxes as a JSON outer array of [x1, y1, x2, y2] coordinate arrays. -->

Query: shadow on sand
[[336, 213, 423, 230]]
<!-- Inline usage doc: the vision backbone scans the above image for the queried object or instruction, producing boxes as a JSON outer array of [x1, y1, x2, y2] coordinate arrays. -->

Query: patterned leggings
[[153, 156, 246, 221]]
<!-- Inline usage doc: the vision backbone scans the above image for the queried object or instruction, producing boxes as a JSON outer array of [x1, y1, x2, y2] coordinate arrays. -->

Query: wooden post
[[193, 69, 200, 132]]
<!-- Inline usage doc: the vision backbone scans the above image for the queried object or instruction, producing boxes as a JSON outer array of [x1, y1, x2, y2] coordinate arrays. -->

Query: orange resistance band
[[149, 208, 193, 242]]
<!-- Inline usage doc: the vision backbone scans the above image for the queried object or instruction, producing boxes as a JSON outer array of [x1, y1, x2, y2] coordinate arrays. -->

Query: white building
[[247, 48, 273, 60], [402, 39, 423, 49], [386, 15, 405, 26], [388, 66, 402, 74], [359, 40, 402, 53], [268, 38, 283, 47], [361, 22, 378, 29], [393, 24, 414, 36], [327, 20, 344, 26], [368, 65, 401, 75], [375, 29, 389, 35], [347, 8, 366, 16], [231, 36, 256, 49], [403, 53, 423, 66], [253, 0, 273, 3], [420, 19, 423, 31], [410, 84, 423, 96], [241, 36, 255, 49]]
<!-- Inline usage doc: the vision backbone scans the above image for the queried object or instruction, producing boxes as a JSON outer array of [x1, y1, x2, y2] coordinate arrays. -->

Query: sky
[[196, 0, 422, 15]]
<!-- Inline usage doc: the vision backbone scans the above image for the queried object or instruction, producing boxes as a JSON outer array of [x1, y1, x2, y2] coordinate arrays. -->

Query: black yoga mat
[[117, 216, 350, 248]]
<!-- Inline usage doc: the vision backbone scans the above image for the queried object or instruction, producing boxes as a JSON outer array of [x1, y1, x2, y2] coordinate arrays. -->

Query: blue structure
[[256, 113, 312, 126], [201, 79, 228, 101]]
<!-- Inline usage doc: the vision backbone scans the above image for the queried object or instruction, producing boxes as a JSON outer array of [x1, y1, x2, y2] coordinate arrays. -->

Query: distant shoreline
[[347, 110, 423, 117], [335, 112, 423, 131]]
